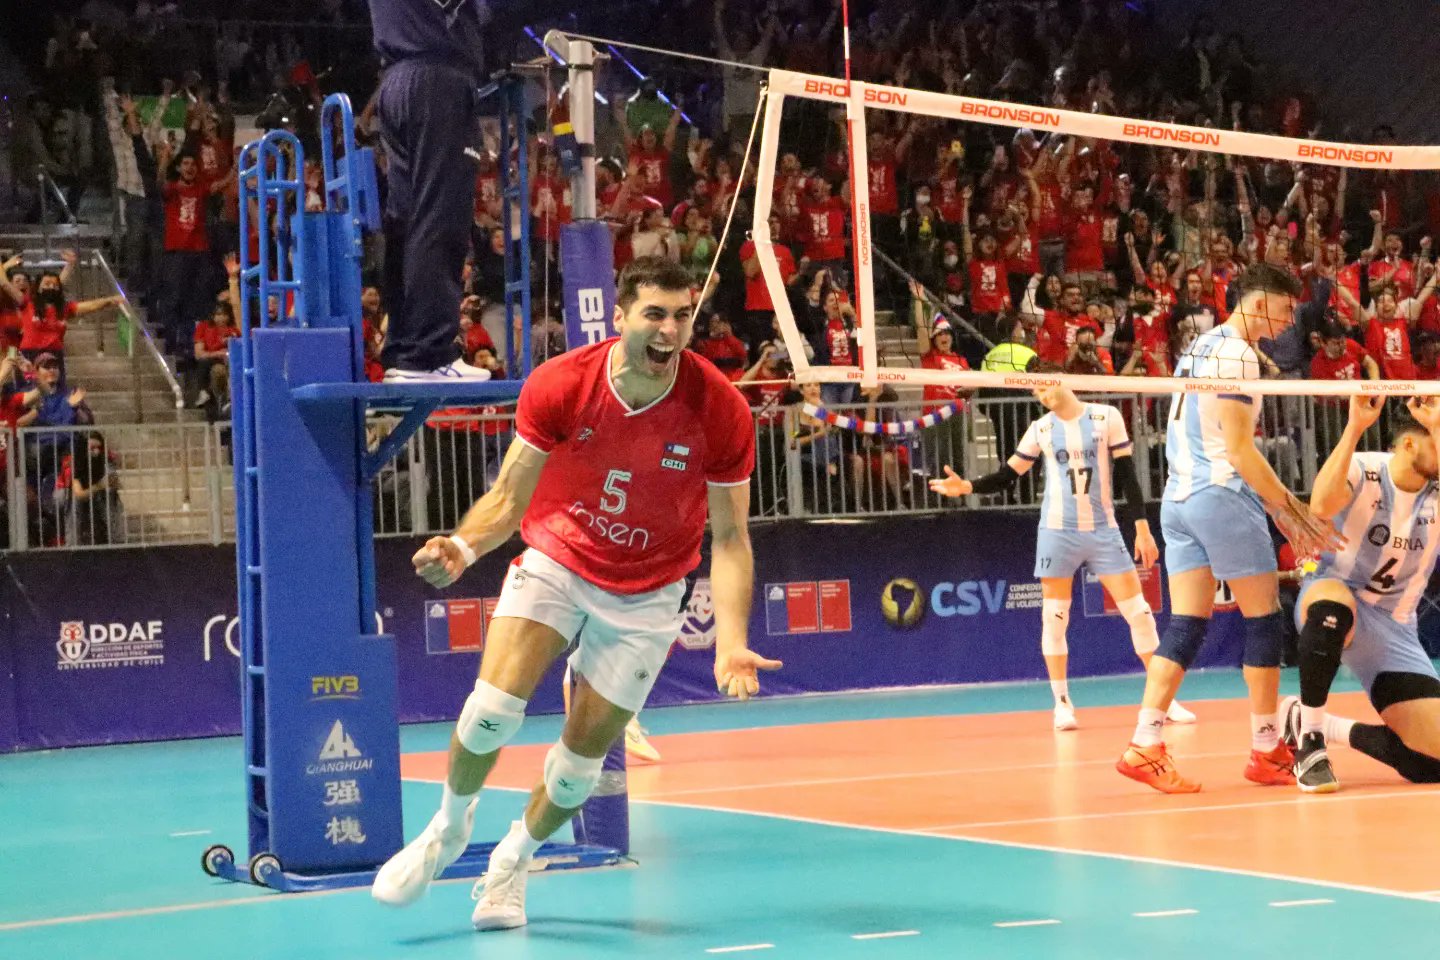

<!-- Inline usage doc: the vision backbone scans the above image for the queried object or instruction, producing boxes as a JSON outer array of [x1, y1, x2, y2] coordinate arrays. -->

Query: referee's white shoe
[[383, 359, 493, 383], [1165, 700, 1198, 724], [371, 800, 478, 907]]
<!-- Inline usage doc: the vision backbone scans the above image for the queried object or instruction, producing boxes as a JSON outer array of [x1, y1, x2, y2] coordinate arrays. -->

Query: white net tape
[[754, 68, 1440, 397]]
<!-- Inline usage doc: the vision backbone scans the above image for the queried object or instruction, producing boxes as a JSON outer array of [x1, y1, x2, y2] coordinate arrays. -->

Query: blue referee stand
[[201, 90, 628, 891]]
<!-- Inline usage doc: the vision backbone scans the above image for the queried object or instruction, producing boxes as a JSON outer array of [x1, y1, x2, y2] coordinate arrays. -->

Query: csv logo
[[311, 675, 361, 701]]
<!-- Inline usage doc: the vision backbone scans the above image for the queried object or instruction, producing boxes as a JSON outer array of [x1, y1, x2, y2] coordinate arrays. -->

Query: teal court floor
[[0, 668, 1434, 959]]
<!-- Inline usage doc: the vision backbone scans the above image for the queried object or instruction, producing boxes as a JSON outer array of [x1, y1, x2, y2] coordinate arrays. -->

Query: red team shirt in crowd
[[514, 340, 756, 594], [823, 317, 854, 366], [193, 318, 239, 355], [164, 180, 210, 252], [1130, 309, 1171, 374], [801, 196, 847, 262], [920, 348, 971, 413], [1365, 314, 1416, 380], [1310, 337, 1368, 382], [1038, 310, 1102, 364], [968, 258, 1010, 313], [869, 155, 899, 216], [1004, 223, 1038, 276], [628, 146, 672, 209], [21, 300, 75, 352], [1064, 207, 1105, 272], [474, 169, 499, 221], [531, 174, 573, 242], [1370, 257, 1416, 300], [739, 239, 796, 312], [0, 295, 28, 351], [933, 172, 966, 223]]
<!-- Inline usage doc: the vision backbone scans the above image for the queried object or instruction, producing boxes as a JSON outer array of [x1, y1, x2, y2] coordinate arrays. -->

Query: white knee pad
[[456, 680, 527, 755], [1118, 593, 1160, 656], [1041, 598, 1070, 656], [543, 740, 604, 809]]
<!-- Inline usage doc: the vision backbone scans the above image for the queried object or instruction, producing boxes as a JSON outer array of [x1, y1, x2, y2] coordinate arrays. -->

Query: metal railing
[[89, 248, 186, 419], [0, 396, 1397, 551]]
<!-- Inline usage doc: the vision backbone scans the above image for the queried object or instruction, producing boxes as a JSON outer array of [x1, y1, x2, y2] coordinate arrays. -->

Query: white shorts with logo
[[491, 548, 688, 713]]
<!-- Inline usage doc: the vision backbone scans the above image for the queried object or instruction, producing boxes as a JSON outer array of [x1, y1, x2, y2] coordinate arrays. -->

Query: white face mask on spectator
[[943, 254, 959, 268]]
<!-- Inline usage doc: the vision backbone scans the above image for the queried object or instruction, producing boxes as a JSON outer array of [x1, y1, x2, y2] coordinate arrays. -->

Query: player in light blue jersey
[[1117, 263, 1340, 794], [930, 372, 1195, 730], [1278, 395, 1440, 792]]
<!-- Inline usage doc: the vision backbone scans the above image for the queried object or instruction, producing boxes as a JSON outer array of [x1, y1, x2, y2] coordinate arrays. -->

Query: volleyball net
[[753, 68, 1440, 399]]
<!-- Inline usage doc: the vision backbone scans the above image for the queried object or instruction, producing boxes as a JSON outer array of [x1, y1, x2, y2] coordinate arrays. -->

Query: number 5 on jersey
[[600, 469, 632, 515]]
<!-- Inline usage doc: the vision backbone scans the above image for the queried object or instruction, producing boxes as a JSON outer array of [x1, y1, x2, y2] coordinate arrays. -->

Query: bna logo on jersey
[[677, 578, 716, 650], [1368, 524, 1391, 547]]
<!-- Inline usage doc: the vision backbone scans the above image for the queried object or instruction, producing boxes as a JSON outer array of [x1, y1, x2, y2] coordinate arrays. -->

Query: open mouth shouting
[[644, 343, 677, 371]]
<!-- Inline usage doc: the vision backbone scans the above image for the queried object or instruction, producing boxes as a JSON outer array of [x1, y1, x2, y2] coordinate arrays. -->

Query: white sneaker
[[471, 840, 529, 931], [1053, 702, 1079, 731], [371, 800, 477, 907], [383, 359, 493, 383], [1165, 700, 1197, 724], [624, 716, 661, 762]]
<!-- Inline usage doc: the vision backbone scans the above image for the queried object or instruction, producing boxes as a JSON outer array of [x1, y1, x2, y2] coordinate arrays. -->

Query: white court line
[[924, 787, 1440, 831], [705, 944, 774, 954], [851, 930, 920, 939], [169, 830, 211, 838], [993, 919, 1061, 928], [1134, 909, 1198, 918], [1269, 899, 1334, 908], [631, 797, 1440, 904]]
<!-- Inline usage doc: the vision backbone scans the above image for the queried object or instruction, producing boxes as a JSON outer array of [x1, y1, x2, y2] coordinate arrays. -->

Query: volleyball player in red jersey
[[372, 257, 781, 930]]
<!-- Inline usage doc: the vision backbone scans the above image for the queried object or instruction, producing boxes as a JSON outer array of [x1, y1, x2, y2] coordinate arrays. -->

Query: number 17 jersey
[[1316, 451, 1440, 625], [514, 340, 756, 595]]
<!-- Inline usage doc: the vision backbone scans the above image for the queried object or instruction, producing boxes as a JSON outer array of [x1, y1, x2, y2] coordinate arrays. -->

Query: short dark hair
[[1062, 282, 1083, 295], [1032, 360, 1065, 375], [1392, 415, 1429, 450], [616, 256, 695, 310], [1320, 322, 1348, 341], [1235, 262, 1302, 298]]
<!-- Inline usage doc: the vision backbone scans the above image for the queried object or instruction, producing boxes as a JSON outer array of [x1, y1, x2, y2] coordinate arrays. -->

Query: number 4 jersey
[[1313, 451, 1440, 625], [514, 339, 756, 595], [1014, 402, 1132, 531]]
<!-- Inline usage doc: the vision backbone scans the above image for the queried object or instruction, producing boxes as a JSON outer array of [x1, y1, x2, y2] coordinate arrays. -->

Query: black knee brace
[[1298, 600, 1353, 707]]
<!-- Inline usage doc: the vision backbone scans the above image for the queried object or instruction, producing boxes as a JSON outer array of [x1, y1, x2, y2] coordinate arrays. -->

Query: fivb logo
[[577, 288, 608, 346], [308, 720, 373, 776]]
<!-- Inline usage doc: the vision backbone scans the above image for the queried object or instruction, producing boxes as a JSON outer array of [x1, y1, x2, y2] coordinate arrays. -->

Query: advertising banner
[[0, 512, 1262, 753]]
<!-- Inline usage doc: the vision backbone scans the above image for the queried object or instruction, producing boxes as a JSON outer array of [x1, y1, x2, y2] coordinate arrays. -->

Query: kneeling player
[[930, 374, 1195, 730], [1280, 395, 1440, 792]]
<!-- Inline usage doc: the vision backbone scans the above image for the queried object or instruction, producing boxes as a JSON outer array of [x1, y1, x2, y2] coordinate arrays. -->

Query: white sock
[[1251, 713, 1280, 751], [438, 783, 476, 833], [1299, 704, 1327, 738], [1324, 714, 1355, 746], [1132, 707, 1166, 747], [492, 818, 543, 865], [1050, 680, 1071, 706]]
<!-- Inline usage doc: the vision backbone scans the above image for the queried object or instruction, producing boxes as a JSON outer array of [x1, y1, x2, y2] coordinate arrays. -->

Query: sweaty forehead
[[632, 287, 694, 316]]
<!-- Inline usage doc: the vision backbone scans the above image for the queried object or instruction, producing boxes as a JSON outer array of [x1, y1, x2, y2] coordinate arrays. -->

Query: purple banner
[[0, 512, 1263, 754], [559, 220, 615, 351]]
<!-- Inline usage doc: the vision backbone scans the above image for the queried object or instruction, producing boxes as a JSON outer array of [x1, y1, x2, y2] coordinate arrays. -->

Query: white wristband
[[448, 534, 478, 568]]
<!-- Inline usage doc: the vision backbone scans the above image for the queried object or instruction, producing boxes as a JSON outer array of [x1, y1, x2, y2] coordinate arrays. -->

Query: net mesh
[[755, 69, 1440, 402]]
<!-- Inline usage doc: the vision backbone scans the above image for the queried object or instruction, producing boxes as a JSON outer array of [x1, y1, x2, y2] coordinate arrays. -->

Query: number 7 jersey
[[1316, 451, 1440, 625], [513, 340, 757, 595]]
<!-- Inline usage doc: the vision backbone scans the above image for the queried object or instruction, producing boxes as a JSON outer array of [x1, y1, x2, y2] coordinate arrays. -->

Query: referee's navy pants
[[376, 59, 478, 372]]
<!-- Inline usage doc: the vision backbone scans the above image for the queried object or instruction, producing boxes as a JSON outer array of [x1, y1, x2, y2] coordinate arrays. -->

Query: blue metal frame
[[212, 92, 625, 893]]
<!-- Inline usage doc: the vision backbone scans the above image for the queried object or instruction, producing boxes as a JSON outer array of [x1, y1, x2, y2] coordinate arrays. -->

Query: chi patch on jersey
[[661, 443, 691, 471]]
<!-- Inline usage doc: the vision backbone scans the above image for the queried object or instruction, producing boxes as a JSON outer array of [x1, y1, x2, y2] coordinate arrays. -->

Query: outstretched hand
[[714, 647, 783, 701], [928, 464, 973, 498], [1268, 492, 1344, 559]]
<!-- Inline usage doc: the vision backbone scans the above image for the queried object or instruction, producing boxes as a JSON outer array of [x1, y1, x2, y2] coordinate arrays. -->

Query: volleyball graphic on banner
[[880, 578, 925, 629]]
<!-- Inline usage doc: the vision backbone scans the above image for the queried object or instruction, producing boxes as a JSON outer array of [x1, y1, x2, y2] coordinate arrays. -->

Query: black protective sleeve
[[1114, 455, 1145, 526], [969, 464, 1022, 494]]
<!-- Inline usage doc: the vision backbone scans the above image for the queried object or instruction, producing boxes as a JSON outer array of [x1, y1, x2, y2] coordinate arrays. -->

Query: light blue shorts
[[1034, 526, 1134, 579], [1296, 577, 1438, 694], [1161, 486, 1276, 581]]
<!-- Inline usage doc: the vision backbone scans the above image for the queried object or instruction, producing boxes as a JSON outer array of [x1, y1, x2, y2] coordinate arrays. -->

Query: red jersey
[[869, 155, 899, 216], [163, 180, 210, 252], [968, 259, 1009, 313], [1365, 314, 1416, 379], [0, 295, 28, 350], [1369, 257, 1416, 300], [740, 239, 796, 312], [1310, 338, 1367, 381], [1130, 309, 1171, 374], [1038, 309, 1101, 364], [1035, 180, 1065, 240], [744, 378, 790, 427], [694, 335, 749, 381], [515, 340, 755, 594], [1333, 262, 1364, 324], [823, 317, 854, 366], [21, 301, 75, 352], [531, 174, 573, 242], [628, 146, 672, 209], [1064, 208, 1105, 272], [194, 319, 238, 354], [464, 323, 495, 360], [474, 170, 499, 220], [801, 197, 847, 261], [196, 135, 232, 184], [933, 171, 966, 223], [920, 349, 971, 413], [1004, 223, 1038, 275]]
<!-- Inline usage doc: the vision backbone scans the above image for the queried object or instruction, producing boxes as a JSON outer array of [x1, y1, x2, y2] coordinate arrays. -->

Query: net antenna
[[752, 67, 1440, 398]]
